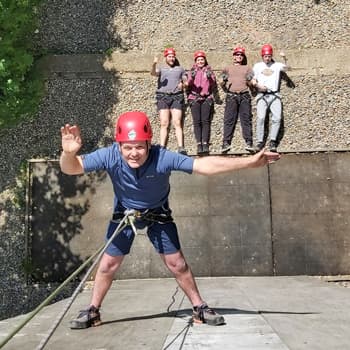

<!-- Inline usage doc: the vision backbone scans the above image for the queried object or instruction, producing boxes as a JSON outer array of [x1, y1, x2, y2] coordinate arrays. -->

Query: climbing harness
[[156, 90, 184, 101], [256, 90, 281, 110], [190, 67, 213, 80], [186, 67, 215, 107], [225, 90, 251, 104], [156, 91, 183, 97], [112, 205, 173, 224], [187, 91, 213, 106], [190, 67, 197, 78], [155, 91, 185, 109], [0, 210, 141, 350]]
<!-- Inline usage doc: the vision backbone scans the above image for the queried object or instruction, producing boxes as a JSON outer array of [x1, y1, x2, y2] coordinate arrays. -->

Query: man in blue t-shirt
[[60, 111, 280, 329]]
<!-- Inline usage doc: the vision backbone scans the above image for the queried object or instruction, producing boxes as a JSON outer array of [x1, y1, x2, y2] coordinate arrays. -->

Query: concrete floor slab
[[1, 277, 350, 350]]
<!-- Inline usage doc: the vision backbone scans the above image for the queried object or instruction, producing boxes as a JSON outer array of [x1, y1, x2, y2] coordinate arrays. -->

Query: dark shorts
[[156, 93, 184, 111], [104, 218, 181, 256]]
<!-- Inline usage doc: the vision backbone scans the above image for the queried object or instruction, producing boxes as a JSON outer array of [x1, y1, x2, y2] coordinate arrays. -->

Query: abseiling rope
[[0, 212, 138, 350]]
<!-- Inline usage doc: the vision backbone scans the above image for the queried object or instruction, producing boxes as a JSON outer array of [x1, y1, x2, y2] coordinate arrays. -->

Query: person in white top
[[252, 44, 290, 152]]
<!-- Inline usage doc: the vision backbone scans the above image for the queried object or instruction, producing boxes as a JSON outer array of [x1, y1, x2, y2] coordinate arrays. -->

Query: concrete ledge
[[37, 54, 110, 78], [37, 48, 350, 78]]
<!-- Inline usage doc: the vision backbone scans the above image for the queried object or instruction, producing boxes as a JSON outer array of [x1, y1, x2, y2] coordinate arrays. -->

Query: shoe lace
[[77, 306, 98, 318], [201, 306, 216, 315], [77, 309, 89, 318], [195, 303, 216, 316]]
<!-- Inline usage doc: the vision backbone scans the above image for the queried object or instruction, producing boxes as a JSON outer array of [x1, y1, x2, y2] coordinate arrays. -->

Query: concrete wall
[[271, 152, 350, 275], [27, 0, 350, 280], [33, 0, 350, 156], [28, 152, 350, 282]]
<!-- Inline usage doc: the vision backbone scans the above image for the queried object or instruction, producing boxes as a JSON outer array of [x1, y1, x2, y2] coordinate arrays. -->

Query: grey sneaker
[[245, 142, 255, 154], [70, 306, 102, 329], [192, 303, 225, 326], [221, 142, 231, 154], [255, 142, 264, 152], [202, 143, 210, 154], [269, 140, 278, 152], [197, 144, 203, 155], [178, 146, 188, 155]]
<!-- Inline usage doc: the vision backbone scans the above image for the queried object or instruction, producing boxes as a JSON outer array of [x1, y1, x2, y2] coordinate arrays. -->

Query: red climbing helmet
[[163, 48, 176, 57], [194, 50, 206, 60], [261, 44, 273, 56], [233, 46, 246, 56], [115, 111, 153, 142]]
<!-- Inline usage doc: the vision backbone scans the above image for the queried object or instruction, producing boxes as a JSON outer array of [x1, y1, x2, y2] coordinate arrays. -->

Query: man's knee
[[165, 255, 189, 275], [98, 256, 122, 275]]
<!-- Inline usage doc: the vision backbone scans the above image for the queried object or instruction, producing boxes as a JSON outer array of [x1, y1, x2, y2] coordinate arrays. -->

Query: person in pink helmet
[[184, 50, 217, 155], [151, 48, 187, 154], [60, 111, 280, 329], [219, 46, 256, 154], [251, 44, 290, 152]]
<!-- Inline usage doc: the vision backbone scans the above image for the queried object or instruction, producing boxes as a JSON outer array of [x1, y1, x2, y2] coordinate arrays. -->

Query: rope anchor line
[[0, 210, 139, 350]]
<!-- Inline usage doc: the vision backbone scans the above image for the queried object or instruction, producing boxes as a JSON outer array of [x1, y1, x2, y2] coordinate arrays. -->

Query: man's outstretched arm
[[59, 124, 84, 175], [192, 149, 280, 176]]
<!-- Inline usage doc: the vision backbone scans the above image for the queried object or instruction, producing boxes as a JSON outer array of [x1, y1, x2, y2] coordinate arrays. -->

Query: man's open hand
[[251, 148, 281, 168], [60, 124, 82, 155]]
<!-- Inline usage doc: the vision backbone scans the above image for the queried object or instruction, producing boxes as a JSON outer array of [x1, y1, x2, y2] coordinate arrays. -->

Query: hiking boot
[[197, 144, 203, 155], [221, 142, 231, 154], [178, 146, 188, 155], [255, 142, 264, 152], [245, 142, 255, 154], [269, 140, 278, 152], [192, 303, 225, 326], [202, 143, 209, 154], [70, 305, 102, 329]]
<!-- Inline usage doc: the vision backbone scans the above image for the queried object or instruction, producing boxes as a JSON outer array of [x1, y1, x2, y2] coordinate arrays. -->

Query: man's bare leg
[[70, 253, 124, 329], [90, 253, 124, 307], [161, 250, 225, 325], [160, 250, 203, 306]]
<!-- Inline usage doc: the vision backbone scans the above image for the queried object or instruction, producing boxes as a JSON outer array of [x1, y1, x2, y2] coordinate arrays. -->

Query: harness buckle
[[123, 208, 143, 219], [134, 210, 142, 219]]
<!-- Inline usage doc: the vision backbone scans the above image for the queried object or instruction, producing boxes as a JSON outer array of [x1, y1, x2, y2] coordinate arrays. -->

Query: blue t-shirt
[[82, 144, 194, 210]]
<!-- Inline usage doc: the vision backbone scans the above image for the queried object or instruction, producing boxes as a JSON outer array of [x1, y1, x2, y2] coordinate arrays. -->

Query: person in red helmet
[[60, 111, 280, 329], [151, 48, 187, 154], [183, 50, 217, 155], [218, 46, 255, 154], [251, 44, 290, 152]]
